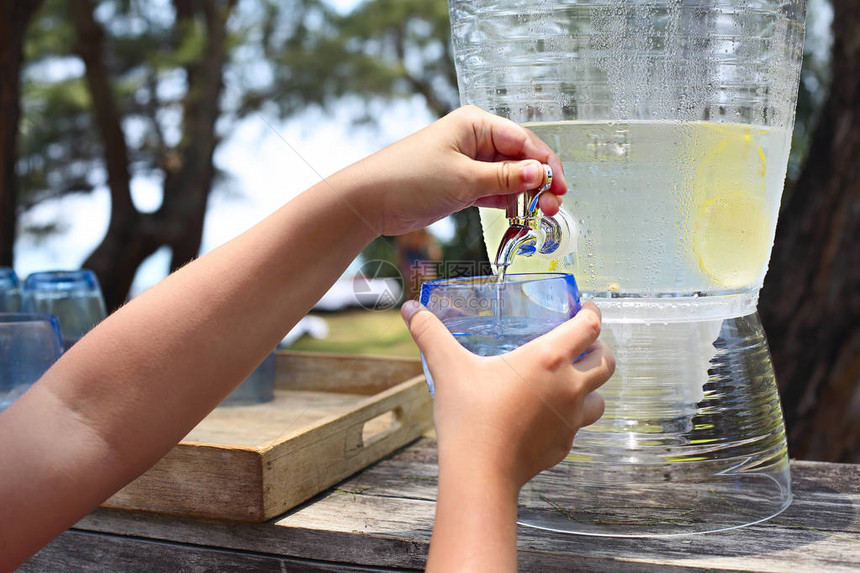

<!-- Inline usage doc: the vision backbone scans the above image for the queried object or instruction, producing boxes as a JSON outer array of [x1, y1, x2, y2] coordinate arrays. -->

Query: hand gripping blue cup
[[418, 272, 581, 394]]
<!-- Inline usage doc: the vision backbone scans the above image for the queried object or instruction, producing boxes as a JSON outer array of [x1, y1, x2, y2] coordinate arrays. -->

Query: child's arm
[[402, 300, 614, 572], [0, 105, 567, 571]]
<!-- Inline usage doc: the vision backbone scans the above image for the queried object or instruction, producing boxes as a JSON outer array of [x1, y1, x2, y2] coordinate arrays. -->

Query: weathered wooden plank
[[63, 438, 860, 572], [271, 442, 860, 540], [791, 460, 860, 495], [275, 352, 423, 394], [72, 500, 434, 570], [21, 530, 409, 572], [514, 521, 860, 573], [66, 495, 860, 573], [283, 472, 860, 572]]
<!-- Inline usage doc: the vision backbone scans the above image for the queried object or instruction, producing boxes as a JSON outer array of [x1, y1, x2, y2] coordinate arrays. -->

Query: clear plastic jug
[[449, 0, 806, 536]]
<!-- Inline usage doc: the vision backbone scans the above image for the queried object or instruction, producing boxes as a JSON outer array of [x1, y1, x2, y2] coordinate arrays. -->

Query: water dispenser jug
[[448, 0, 806, 535]]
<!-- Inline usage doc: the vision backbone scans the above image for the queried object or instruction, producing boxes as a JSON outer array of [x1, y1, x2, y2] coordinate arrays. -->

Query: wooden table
[[23, 438, 860, 572]]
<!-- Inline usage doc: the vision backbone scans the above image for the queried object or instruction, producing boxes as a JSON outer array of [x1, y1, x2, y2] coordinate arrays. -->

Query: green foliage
[[172, 20, 207, 66], [24, 1, 75, 62], [244, 0, 458, 119], [788, 6, 833, 183], [18, 0, 246, 217], [778, 1, 833, 211], [19, 75, 99, 206], [18, 1, 89, 206]]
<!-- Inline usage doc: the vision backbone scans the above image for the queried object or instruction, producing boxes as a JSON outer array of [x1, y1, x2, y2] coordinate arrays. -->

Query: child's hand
[[403, 300, 613, 571], [402, 300, 613, 490], [344, 105, 568, 236]]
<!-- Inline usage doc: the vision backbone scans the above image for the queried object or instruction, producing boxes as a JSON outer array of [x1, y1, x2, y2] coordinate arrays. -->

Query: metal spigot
[[494, 164, 565, 269]]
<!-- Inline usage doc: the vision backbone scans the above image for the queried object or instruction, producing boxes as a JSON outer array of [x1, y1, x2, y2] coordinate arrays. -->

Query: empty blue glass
[[22, 270, 107, 351], [0, 268, 21, 312], [0, 314, 63, 412]]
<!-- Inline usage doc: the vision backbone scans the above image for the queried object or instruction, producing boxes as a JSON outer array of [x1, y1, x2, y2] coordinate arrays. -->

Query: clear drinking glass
[[448, 0, 805, 535], [219, 350, 277, 407], [22, 270, 108, 351], [418, 273, 581, 394], [0, 268, 21, 312], [0, 314, 63, 412]]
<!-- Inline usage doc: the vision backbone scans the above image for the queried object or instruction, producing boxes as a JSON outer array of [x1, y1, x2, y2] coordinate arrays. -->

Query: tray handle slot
[[345, 407, 404, 458], [362, 407, 402, 447]]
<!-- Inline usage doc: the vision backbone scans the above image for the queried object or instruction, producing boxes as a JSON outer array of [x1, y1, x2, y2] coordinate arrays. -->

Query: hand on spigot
[[338, 105, 567, 237]]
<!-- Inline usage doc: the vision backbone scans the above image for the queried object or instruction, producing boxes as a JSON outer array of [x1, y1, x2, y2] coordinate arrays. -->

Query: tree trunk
[[162, 0, 232, 273], [73, 0, 234, 310], [0, 0, 44, 267], [70, 0, 150, 309], [759, 0, 860, 462]]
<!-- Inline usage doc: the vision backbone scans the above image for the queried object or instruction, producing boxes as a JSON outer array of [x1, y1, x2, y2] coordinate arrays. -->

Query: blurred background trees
[[0, 0, 45, 268], [0, 0, 856, 461], [255, 0, 484, 272], [759, 0, 859, 463], [2, 0, 473, 311], [6, 0, 328, 309]]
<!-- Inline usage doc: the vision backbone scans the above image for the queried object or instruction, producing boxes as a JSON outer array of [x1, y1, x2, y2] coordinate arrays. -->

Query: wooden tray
[[102, 351, 432, 522]]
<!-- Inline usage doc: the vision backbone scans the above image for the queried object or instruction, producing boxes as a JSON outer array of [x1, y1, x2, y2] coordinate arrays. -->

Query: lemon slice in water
[[692, 192, 770, 287], [690, 124, 772, 288]]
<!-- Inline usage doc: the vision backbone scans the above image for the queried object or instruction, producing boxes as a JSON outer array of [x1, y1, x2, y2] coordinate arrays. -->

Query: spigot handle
[[528, 165, 554, 213], [505, 164, 553, 222]]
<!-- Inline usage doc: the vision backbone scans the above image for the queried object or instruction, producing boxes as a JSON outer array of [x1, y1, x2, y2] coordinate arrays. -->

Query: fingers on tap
[[538, 191, 562, 217], [476, 110, 566, 196], [520, 128, 566, 197]]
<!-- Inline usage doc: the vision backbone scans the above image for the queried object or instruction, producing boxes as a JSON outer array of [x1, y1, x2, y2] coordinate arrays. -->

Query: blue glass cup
[[0, 267, 21, 312], [0, 313, 64, 412], [22, 270, 108, 351], [418, 272, 581, 394]]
